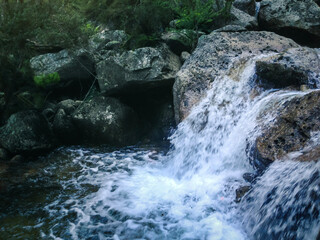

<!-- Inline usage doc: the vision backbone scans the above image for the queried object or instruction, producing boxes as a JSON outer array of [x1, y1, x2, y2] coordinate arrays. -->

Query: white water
[[40, 58, 320, 240]]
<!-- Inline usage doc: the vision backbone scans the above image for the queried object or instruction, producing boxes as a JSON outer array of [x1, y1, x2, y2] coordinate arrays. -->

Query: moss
[[33, 72, 60, 88]]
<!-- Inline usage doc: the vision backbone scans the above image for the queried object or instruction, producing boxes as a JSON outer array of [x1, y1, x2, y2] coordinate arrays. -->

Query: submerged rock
[[259, 0, 320, 46], [173, 31, 298, 123], [0, 111, 54, 155], [252, 90, 320, 168], [96, 44, 181, 95], [72, 96, 140, 145]]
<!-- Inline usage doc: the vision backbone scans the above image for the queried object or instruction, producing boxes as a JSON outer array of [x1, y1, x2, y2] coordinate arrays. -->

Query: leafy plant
[[33, 72, 60, 88]]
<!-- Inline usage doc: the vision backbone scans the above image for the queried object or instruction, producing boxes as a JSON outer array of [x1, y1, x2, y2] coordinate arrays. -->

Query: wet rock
[[96, 44, 181, 95], [259, 0, 320, 46], [30, 49, 95, 87], [72, 96, 140, 145], [161, 29, 204, 55], [243, 173, 256, 183], [255, 47, 320, 89], [234, 0, 256, 16], [252, 90, 320, 168], [236, 185, 251, 202], [0, 111, 54, 155], [173, 31, 298, 123]]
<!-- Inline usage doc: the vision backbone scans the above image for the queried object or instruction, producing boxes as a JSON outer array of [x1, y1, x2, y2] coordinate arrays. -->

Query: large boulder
[[259, 0, 320, 46], [96, 44, 181, 94], [71, 96, 140, 145], [30, 49, 95, 86], [251, 90, 320, 169], [255, 47, 320, 89], [173, 31, 298, 123], [0, 111, 54, 154]]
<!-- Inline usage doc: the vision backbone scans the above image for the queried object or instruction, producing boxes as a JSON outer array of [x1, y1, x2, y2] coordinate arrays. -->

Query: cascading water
[[1, 57, 319, 239]]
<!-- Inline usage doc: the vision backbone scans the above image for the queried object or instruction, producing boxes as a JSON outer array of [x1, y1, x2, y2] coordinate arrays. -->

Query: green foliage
[[164, 0, 234, 31], [33, 72, 60, 88]]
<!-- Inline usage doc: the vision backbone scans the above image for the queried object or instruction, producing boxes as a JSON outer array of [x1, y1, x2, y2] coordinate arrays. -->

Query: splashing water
[[1, 57, 319, 240]]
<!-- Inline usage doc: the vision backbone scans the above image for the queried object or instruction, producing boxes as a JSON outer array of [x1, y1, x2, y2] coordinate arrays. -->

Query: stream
[[0, 58, 319, 240]]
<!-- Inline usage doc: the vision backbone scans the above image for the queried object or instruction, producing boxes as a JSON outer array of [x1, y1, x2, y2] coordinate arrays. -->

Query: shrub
[[33, 72, 60, 88]]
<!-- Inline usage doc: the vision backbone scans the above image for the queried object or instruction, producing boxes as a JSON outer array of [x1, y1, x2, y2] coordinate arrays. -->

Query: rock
[[173, 31, 298, 123], [293, 145, 320, 162], [0, 111, 54, 154], [72, 96, 140, 145], [96, 44, 181, 94], [252, 90, 320, 168], [88, 29, 128, 52], [236, 185, 251, 202], [53, 108, 80, 144], [243, 173, 256, 183], [180, 51, 191, 64], [42, 108, 56, 123], [161, 29, 204, 55], [228, 6, 258, 29], [0, 148, 9, 161], [57, 99, 81, 115], [234, 0, 256, 16], [214, 24, 248, 32], [30, 49, 95, 86], [255, 47, 320, 89], [259, 0, 320, 46]]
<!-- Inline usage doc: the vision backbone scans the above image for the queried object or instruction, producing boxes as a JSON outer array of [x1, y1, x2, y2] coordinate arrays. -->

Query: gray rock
[[96, 44, 181, 94], [173, 31, 298, 123], [255, 47, 320, 89], [214, 24, 248, 32], [72, 96, 140, 145], [228, 6, 258, 30], [0, 111, 54, 154], [161, 30, 204, 55], [88, 29, 128, 52], [259, 0, 320, 43], [234, 0, 256, 16], [251, 90, 320, 168], [30, 49, 95, 84], [236, 185, 251, 202], [57, 99, 81, 115]]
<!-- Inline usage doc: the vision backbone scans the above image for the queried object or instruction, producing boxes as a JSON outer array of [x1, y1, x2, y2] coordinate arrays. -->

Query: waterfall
[[20, 56, 319, 239]]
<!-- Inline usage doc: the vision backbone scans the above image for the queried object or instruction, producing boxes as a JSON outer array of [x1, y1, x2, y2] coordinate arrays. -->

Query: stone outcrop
[[173, 31, 298, 123], [259, 0, 320, 46], [30, 49, 95, 85], [0, 111, 54, 155], [252, 90, 320, 169], [72, 96, 140, 145], [96, 44, 181, 94]]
